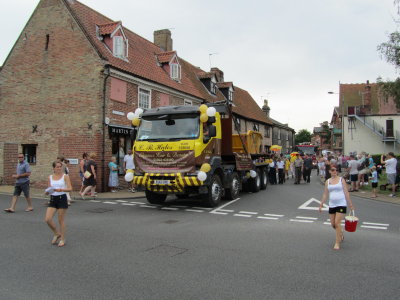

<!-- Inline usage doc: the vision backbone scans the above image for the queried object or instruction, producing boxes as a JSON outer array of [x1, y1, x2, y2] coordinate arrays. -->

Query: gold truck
[[132, 102, 269, 207]]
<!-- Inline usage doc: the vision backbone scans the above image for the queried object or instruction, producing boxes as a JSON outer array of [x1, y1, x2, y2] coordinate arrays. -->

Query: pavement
[[0, 185, 146, 201], [317, 175, 400, 205]]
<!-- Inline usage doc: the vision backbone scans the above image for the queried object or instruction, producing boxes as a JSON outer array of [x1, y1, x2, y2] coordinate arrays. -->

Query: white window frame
[[113, 36, 125, 58], [184, 99, 192, 106], [170, 63, 181, 81], [138, 87, 151, 109]]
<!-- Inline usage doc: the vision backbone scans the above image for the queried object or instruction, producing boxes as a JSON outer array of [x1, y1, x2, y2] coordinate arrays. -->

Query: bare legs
[[6, 195, 33, 212], [82, 185, 96, 196], [45, 207, 67, 246], [330, 213, 345, 250]]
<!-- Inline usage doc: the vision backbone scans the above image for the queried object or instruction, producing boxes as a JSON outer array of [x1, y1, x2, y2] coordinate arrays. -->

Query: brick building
[[0, 0, 273, 191]]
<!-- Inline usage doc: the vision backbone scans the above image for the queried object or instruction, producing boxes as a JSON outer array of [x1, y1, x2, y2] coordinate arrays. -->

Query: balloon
[[246, 172, 251, 178], [206, 107, 216, 117], [124, 172, 134, 182], [135, 108, 144, 116], [126, 169, 134, 173], [127, 112, 135, 120], [250, 170, 257, 178], [200, 113, 208, 123], [199, 104, 208, 114], [200, 163, 211, 173], [197, 171, 207, 181], [132, 118, 141, 127]]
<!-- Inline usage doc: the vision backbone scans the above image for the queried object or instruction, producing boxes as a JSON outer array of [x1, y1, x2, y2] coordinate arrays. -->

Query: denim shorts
[[49, 194, 68, 209], [13, 181, 30, 197]]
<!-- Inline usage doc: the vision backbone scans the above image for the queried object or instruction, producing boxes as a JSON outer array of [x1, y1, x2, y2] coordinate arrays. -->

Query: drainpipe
[[102, 66, 110, 192]]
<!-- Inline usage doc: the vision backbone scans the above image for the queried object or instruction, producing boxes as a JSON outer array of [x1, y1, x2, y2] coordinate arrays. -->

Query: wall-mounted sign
[[67, 158, 79, 165], [108, 125, 133, 136], [112, 110, 125, 116]]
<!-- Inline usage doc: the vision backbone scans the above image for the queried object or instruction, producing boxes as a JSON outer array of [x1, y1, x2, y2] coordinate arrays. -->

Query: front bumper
[[134, 173, 203, 193]]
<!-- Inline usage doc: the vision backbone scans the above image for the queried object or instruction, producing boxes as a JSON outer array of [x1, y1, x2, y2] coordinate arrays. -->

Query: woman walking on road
[[45, 161, 72, 247], [319, 165, 354, 250]]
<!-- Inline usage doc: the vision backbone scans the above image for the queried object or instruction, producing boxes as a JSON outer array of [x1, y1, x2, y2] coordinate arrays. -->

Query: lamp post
[[328, 91, 345, 154]]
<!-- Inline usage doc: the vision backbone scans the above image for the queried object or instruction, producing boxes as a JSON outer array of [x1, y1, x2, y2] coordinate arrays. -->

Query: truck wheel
[[260, 167, 268, 190], [224, 172, 240, 200], [176, 194, 189, 199], [249, 169, 261, 193], [205, 174, 223, 207], [145, 190, 167, 205]]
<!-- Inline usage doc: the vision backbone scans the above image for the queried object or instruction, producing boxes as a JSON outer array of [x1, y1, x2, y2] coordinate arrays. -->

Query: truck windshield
[[137, 114, 199, 141]]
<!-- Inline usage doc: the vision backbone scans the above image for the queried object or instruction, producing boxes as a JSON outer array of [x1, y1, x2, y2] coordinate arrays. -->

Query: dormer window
[[97, 21, 129, 60], [228, 89, 233, 102], [170, 63, 181, 81]]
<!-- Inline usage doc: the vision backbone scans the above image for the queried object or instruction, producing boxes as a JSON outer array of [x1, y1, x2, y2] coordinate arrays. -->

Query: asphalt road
[[1, 171, 399, 300]]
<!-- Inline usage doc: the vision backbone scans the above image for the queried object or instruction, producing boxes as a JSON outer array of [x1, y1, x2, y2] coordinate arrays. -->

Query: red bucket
[[345, 210, 358, 232]]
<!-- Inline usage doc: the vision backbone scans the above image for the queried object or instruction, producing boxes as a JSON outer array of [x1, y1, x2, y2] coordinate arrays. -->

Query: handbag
[[84, 171, 92, 179]]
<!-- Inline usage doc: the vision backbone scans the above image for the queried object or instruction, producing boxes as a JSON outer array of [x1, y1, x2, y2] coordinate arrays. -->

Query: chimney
[[154, 29, 173, 51], [262, 99, 270, 118], [210, 67, 224, 83], [364, 80, 371, 107]]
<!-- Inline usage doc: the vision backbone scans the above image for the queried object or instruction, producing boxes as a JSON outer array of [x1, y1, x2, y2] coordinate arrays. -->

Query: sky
[[0, 0, 398, 132]]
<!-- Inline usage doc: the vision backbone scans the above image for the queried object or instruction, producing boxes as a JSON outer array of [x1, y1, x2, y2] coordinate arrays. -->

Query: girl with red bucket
[[319, 164, 354, 250]]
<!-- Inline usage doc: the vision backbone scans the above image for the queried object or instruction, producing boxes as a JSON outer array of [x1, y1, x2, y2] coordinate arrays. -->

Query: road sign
[[298, 198, 328, 211]]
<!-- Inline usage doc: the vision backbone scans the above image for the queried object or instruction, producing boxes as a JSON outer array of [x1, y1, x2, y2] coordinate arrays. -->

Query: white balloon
[[124, 172, 134, 182], [250, 170, 257, 178], [135, 108, 144, 116], [127, 112, 135, 120], [197, 171, 207, 181], [206, 107, 216, 117]]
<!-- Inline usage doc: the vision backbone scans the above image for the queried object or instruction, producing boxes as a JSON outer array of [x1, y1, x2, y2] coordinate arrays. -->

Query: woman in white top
[[319, 164, 354, 250], [45, 161, 72, 247]]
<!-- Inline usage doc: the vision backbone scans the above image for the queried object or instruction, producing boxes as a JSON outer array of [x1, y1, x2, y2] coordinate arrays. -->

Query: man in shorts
[[381, 152, 398, 197], [346, 155, 360, 192], [4, 153, 34, 213]]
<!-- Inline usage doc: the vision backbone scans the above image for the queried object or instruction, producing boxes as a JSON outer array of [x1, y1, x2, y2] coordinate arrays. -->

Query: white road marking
[[257, 216, 279, 220], [218, 209, 234, 213], [362, 222, 389, 226], [210, 198, 240, 213], [234, 214, 252, 218], [209, 211, 228, 215], [239, 211, 258, 215], [264, 214, 284, 217], [161, 207, 179, 211], [185, 209, 204, 213], [89, 200, 101, 202], [130, 201, 145, 204], [298, 198, 328, 211], [290, 219, 314, 223], [360, 225, 387, 230], [193, 207, 213, 210], [116, 200, 128, 203], [121, 203, 136, 206], [296, 216, 318, 220], [103, 201, 118, 204], [140, 205, 157, 208]]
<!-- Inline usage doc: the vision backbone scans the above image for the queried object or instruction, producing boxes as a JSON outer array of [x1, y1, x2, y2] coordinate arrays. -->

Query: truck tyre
[[145, 190, 167, 205], [260, 167, 268, 190], [224, 172, 240, 200], [249, 169, 261, 193], [176, 194, 189, 199], [205, 174, 223, 207]]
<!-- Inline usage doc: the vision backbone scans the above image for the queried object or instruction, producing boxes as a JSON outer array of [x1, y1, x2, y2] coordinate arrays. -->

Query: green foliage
[[295, 129, 311, 144], [377, 77, 400, 109]]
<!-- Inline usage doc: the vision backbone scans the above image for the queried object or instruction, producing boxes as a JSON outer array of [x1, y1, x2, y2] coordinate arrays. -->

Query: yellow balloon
[[126, 169, 134, 173], [132, 118, 140, 127], [200, 163, 211, 172], [200, 113, 208, 123], [199, 104, 208, 114]]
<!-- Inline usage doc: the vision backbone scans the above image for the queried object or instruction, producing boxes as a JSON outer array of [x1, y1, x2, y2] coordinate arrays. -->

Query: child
[[370, 166, 378, 198]]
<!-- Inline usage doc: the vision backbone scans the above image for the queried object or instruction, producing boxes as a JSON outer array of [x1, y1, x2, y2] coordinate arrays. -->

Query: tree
[[295, 129, 311, 144], [377, 0, 400, 108]]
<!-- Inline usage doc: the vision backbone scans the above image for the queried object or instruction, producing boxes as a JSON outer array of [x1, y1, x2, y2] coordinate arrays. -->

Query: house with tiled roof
[[0, 0, 274, 190], [261, 100, 295, 154], [335, 81, 400, 155]]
